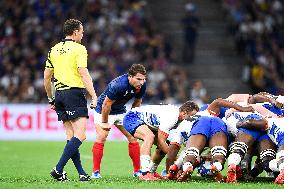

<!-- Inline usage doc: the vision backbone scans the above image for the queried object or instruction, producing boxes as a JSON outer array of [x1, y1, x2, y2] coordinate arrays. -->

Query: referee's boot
[[50, 167, 68, 181], [79, 174, 91, 181]]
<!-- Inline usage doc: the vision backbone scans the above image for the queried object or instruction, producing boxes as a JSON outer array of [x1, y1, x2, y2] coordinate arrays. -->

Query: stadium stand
[[0, 0, 189, 104], [223, 0, 284, 95]]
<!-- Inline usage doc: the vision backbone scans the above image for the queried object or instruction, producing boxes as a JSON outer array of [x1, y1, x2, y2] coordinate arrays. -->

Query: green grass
[[0, 141, 283, 189]]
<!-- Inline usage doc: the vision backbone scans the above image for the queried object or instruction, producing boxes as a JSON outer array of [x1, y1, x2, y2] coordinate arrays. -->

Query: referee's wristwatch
[[48, 96, 55, 105]]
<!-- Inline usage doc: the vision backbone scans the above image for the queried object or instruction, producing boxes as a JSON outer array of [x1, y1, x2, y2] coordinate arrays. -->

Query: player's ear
[[74, 29, 79, 35]]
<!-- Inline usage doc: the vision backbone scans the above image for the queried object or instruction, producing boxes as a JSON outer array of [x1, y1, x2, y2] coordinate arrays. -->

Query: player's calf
[[260, 149, 277, 174], [177, 147, 199, 181], [210, 146, 227, 182], [226, 142, 248, 183]]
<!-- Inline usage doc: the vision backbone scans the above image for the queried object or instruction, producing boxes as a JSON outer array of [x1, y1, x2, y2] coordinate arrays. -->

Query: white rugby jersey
[[262, 94, 284, 103], [222, 111, 263, 137], [131, 104, 180, 135], [168, 108, 217, 145], [266, 117, 284, 145], [169, 119, 195, 146]]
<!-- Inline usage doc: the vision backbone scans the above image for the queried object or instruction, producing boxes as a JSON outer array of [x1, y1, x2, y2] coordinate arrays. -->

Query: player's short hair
[[179, 101, 199, 113], [63, 19, 82, 37], [128, 64, 146, 76]]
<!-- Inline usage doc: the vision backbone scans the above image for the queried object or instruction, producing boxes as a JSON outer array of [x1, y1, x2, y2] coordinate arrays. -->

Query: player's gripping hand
[[90, 97, 97, 109], [236, 119, 251, 129], [48, 96, 55, 110], [272, 99, 284, 109], [241, 106, 254, 112]]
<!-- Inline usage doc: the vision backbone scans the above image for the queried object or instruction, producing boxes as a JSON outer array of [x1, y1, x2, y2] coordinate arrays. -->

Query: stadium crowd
[[3, 0, 284, 184], [0, 0, 191, 104], [223, 0, 284, 95]]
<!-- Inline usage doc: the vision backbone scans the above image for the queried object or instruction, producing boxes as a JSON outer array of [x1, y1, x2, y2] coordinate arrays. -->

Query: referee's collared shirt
[[45, 39, 87, 90]]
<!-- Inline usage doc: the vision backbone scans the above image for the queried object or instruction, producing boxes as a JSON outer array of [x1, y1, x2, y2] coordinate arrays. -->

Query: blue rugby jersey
[[199, 104, 229, 119], [262, 103, 284, 116], [95, 74, 146, 115]]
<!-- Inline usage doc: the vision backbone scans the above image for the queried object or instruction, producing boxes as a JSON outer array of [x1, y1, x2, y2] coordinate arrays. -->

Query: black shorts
[[55, 88, 89, 121]]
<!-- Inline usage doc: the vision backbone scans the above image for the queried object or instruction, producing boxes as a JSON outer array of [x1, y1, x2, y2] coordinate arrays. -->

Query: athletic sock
[[92, 142, 104, 172], [67, 140, 87, 175], [56, 137, 82, 173], [140, 155, 151, 174], [128, 142, 141, 172]]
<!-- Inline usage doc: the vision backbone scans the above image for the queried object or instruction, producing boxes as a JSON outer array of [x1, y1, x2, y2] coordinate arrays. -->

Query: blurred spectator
[[190, 80, 208, 107], [158, 80, 177, 104], [0, 87, 8, 103], [181, 1, 200, 64], [0, 0, 191, 104], [223, 0, 284, 95]]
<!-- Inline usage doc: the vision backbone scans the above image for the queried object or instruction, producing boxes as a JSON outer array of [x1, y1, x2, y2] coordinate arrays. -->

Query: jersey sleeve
[[170, 120, 191, 146], [158, 106, 179, 136], [158, 118, 173, 136], [45, 50, 54, 70], [169, 130, 182, 146], [134, 82, 146, 99], [106, 82, 125, 100], [76, 45, 88, 68]]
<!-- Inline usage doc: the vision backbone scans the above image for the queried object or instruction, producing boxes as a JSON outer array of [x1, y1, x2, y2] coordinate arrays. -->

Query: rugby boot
[[151, 172, 163, 179], [139, 172, 160, 181], [133, 170, 142, 177], [50, 167, 68, 181], [166, 164, 178, 180], [177, 165, 193, 182], [91, 171, 102, 179], [226, 164, 237, 183], [79, 174, 91, 181], [210, 165, 225, 183]]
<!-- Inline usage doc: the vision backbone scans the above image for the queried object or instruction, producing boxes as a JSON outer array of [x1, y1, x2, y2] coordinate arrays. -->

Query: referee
[[44, 19, 97, 181]]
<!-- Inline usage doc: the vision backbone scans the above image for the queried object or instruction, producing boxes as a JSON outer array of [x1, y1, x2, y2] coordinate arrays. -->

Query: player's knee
[[144, 132, 155, 141], [144, 132, 155, 143], [95, 127, 110, 142], [95, 132, 108, 143], [229, 142, 248, 158]]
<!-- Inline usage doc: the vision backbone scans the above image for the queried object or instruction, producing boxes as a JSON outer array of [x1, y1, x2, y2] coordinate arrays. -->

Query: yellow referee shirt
[[45, 39, 87, 90]]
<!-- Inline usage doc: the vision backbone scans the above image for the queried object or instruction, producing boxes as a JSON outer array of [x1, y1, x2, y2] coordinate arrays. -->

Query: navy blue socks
[[67, 139, 87, 175], [56, 137, 84, 174]]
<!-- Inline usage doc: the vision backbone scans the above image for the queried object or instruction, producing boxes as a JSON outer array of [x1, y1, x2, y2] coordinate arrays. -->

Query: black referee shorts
[[55, 88, 89, 121]]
